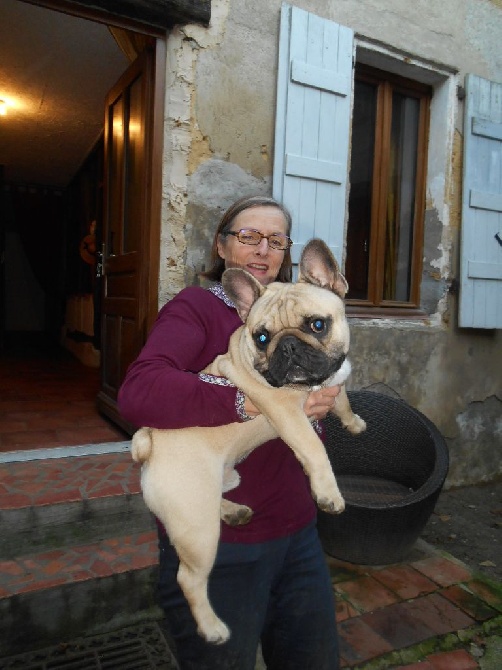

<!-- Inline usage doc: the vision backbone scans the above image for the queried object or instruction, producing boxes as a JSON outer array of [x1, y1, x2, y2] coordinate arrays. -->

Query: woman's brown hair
[[200, 194, 293, 283]]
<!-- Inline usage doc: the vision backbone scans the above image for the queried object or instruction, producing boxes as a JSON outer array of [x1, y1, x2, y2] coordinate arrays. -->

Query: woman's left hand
[[303, 385, 341, 421]]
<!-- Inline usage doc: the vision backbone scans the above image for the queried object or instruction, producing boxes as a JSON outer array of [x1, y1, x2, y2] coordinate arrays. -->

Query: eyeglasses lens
[[236, 230, 290, 250]]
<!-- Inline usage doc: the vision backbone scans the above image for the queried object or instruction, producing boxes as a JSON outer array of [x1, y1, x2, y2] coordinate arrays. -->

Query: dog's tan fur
[[131, 239, 366, 644]]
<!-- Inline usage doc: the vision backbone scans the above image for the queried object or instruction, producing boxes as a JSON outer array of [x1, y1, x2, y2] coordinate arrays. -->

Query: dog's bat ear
[[222, 268, 266, 322], [298, 239, 349, 298]]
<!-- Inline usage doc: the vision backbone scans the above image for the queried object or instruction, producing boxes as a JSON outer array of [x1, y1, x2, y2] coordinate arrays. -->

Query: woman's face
[[216, 206, 289, 286]]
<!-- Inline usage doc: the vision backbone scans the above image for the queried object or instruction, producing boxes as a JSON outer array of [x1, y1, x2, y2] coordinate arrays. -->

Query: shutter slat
[[291, 60, 350, 96], [469, 190, 502, 212], [285, 154, 344, 184], [468, 261, 502, 280], [472, 117, 502, 141]]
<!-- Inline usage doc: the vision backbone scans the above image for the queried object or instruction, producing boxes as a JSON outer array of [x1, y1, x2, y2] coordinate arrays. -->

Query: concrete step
[[0, 530, 162, 657], [0, 449, 154, 558], [0, 449, 163, 657]]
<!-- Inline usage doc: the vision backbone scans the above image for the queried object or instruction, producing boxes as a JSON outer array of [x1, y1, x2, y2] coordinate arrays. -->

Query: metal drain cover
[[0, 622, 179, 670]]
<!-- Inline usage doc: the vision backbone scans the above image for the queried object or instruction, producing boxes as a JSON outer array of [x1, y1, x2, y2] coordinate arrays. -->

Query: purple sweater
[[118, 285, 316, 543]]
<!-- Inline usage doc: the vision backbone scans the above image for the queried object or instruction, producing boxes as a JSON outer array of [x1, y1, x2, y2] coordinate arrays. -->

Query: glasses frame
[[224, 228, 293, 251]]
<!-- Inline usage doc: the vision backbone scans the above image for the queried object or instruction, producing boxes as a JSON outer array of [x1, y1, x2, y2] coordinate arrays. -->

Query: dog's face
[[222, 239, 350, 388]]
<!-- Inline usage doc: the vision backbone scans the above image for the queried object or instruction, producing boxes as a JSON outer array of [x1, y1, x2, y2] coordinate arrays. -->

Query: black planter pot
[[317, 390, 449, 565]]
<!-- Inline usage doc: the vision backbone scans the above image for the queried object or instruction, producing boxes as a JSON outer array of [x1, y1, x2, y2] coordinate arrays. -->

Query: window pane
[[383, 93, 419, 301], [346, 80, 376, 300]]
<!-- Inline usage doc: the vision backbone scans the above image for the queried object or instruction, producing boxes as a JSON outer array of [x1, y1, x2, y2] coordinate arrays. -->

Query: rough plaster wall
[[421, 208, 447, 314], [158, 0, 502, 485], [185, 160, 269, 286], [159, 0, 274, 302]]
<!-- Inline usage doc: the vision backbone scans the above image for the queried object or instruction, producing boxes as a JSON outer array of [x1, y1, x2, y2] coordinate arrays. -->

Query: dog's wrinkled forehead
[[246, 282, 345, 333]]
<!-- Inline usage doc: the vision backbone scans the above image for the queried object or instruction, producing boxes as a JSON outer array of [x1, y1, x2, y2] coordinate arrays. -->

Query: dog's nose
[[277, 336, 298, 359]]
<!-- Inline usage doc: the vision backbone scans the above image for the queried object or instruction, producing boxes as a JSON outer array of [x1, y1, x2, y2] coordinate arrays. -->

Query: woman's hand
[[243, 385, 341, 421], [303, 385, 341, 421]]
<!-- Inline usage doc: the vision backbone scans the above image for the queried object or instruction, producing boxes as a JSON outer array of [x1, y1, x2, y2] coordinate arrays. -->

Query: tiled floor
[[0, 335, 128, 453], [1, 452, 501, 668]]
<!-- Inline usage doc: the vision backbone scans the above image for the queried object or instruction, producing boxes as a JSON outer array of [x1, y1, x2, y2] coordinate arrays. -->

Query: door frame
[[25, 0, 210, 33], [28, 1, 166, 338]]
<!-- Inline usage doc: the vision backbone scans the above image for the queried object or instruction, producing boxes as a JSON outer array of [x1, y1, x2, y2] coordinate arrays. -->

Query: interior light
[[0, 100, 7, 116]]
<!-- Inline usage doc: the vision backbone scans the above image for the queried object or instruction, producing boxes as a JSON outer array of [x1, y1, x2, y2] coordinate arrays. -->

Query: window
[[345, 65, 431, 312]]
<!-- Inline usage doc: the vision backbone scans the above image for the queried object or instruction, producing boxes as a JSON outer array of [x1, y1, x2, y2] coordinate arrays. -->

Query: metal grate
[[0, 623, 179, 670]]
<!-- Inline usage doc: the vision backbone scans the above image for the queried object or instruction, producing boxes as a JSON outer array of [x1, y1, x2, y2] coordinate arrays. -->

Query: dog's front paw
[[317, 494, 345, 515], [344, 413, 366, 435], [221, 499, 254, 526], [199, 618, 231, 645]]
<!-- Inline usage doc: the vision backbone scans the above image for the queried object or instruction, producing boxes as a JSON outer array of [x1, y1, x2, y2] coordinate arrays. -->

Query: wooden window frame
[[346, 64, 431, 317]]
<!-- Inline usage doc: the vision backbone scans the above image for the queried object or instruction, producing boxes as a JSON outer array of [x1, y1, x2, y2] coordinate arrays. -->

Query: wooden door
[[97, 46, 159, 431]]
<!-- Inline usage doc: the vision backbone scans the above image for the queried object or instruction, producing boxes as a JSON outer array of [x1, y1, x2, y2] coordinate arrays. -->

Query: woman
[[118, 195, 341, 670]]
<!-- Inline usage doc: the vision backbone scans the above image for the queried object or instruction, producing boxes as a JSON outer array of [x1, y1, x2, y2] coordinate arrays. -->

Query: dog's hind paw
[[221, 499, 253, 526], [199, 619, 231, 645]]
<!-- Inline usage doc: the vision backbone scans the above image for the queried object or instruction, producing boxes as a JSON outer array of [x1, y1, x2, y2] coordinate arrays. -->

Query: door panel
[[97, 47, 156, 431]]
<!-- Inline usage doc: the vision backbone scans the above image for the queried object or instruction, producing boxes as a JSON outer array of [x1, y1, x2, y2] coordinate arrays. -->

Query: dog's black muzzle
[[264, 335, 345, 388]]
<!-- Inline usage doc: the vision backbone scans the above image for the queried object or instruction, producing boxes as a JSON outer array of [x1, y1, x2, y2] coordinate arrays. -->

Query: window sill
[[346, 306, 429, 320]]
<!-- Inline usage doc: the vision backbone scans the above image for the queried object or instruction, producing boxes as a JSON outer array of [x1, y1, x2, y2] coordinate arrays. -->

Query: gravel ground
[[421, 478, 502, 582]]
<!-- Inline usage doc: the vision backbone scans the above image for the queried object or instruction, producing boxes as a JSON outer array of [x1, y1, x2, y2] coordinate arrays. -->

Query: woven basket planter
[[317, 390, 449, 565]]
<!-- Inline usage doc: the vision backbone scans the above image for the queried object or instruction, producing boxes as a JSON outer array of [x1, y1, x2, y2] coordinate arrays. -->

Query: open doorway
[[0, 1, 159, 453]]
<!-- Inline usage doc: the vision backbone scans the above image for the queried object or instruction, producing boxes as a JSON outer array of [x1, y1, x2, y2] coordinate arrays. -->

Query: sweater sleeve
[[117, 287, 243, 430]]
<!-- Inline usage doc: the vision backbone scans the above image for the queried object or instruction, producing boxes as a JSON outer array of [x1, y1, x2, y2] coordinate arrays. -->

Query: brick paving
[[1, 452, 501, 668], [0, 452, 141, 509], [0, 530, 158, 598]]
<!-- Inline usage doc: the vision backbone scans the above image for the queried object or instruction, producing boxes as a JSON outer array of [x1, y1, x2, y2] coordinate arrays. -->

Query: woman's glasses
[[224, 229, 293, 251]]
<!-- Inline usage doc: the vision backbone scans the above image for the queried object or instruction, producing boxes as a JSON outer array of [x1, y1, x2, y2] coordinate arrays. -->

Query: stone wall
[[156, 0, 502, 486]]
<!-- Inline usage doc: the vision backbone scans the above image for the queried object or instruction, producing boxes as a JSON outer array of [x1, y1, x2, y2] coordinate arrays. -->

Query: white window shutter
[[459, 74, 502, 329], [273, 4, 354, 269]]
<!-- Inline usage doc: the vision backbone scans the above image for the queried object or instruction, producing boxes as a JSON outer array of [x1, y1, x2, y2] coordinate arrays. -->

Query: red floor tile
[[402, 593, 475, 635], [335, 574, 399, 613], [466, 578, 502, 611], [360, 601, 436, 649], [371, 564, 438, 599], [338, 616, 393, 666], [0, 343, 128, 453], [335, 598, 359, 622], [427, 648, 479, 669], [440, 584, 498, 621], [394, 663, 434, 670], [412, 555, 473, 587]]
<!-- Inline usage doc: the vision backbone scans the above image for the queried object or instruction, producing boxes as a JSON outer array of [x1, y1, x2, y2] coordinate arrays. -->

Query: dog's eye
[[310, 318, 326, 334], [254, 330, 270, 349]]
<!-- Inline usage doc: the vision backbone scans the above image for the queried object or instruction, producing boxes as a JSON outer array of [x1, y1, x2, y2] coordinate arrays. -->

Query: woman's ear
[[216, 234, 226, 261]]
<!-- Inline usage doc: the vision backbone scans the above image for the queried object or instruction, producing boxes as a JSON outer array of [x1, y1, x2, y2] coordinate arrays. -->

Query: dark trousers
[[157, 522, 340, 670]]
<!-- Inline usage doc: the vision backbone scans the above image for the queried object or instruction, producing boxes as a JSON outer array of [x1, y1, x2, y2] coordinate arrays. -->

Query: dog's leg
[[175, 531, 231, 645], [258, 394, 345, 514], [157, 485, 231, 643], [332, 386, 366, 434]]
